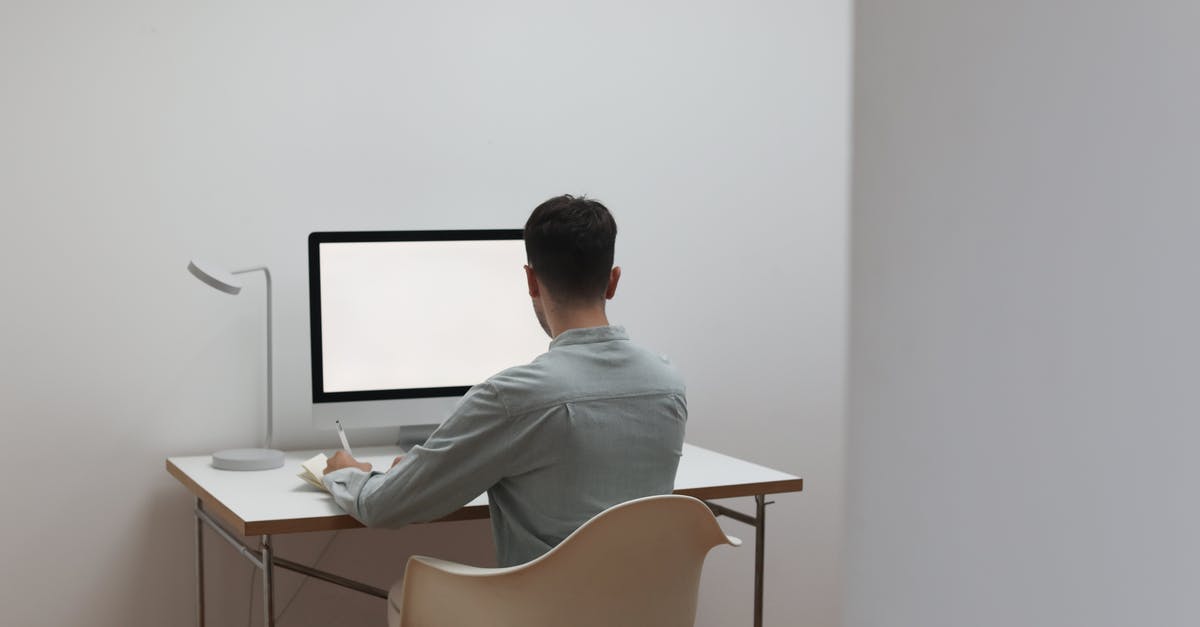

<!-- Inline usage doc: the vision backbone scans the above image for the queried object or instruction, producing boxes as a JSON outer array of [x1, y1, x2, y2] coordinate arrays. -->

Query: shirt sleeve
[[321, 381, 517, 528]]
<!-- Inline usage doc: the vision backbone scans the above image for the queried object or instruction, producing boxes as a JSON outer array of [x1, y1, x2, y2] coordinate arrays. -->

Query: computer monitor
[[308, 230, 548, 430]]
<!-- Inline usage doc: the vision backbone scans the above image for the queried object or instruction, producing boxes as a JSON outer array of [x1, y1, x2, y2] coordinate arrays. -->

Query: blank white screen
[[319, 239, 548, 393]]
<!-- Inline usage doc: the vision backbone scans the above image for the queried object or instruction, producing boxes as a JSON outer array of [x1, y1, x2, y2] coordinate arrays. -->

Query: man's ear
[[605, 266, 621, 300], [525, 265, 540, 298]]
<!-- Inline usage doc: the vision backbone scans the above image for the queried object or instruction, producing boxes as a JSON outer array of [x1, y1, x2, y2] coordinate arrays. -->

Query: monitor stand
[[397, 424, 438, 450]]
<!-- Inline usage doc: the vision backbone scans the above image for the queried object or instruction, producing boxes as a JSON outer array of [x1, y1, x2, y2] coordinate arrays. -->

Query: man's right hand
[[325, 450, 372, 474], [390, 455, 405, 469]]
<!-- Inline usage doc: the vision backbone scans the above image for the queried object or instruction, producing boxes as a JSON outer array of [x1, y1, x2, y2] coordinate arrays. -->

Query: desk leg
[[261, 535, 275, 627], [754, 494, 766, 627], [195, 498, 205, 627], [704, 497, 772, 627]]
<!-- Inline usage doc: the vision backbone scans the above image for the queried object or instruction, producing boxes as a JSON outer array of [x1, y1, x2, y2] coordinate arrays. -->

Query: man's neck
[[547, 307, 610, 339]]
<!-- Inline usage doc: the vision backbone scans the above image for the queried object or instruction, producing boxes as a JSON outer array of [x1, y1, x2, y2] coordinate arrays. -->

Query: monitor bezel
[[308, 229, 525, 404]]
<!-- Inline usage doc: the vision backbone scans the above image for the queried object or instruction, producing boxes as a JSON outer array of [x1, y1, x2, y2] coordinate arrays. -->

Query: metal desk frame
[[193, 494, 777, 627]]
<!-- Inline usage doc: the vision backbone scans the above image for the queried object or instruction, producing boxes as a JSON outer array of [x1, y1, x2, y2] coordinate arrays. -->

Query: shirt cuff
[[322, 467, 384, 523]]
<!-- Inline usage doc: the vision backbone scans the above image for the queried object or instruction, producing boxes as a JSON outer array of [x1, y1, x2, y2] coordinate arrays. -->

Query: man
[[323, 194, 687, 567]]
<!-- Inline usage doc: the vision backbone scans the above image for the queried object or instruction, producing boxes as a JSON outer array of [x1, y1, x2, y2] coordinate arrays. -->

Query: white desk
[[167, 443, 802, 627]]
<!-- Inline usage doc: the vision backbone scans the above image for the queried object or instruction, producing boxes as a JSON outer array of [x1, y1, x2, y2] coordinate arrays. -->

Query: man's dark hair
[[524, 194, 617, 303]]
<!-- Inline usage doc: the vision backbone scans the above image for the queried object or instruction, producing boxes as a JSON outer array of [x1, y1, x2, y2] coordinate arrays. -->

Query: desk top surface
[[167, 443, 802, 536]]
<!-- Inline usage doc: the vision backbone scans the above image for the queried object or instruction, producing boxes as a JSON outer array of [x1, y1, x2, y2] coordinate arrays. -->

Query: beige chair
[[388, 494, 741, 627]]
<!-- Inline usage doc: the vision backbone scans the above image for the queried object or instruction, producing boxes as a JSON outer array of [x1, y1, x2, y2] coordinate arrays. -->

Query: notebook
[[298, 453, 330, 492]]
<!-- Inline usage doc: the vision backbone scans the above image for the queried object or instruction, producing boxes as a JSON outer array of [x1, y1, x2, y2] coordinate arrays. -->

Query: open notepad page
[[298, 453, 329, 492]]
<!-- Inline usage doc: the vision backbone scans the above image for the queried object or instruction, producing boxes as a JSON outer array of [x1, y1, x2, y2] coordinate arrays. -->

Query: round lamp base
[[212, 448, 286, 471]]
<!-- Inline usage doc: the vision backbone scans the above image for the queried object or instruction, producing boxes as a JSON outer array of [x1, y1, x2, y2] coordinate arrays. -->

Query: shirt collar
[[549, 324, 629, 349]]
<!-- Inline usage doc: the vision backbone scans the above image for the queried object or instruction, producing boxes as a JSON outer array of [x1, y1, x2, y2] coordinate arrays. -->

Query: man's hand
[[325, 450, 372, 474], [390, 455, 405, 469]]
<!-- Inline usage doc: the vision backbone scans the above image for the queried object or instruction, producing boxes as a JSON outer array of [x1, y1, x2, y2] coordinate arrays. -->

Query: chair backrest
[[391, 494, 739, 627]]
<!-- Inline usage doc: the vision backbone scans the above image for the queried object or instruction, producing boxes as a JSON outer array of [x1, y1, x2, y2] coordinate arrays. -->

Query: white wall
[[847, 2, 1200, 626], [0, 2, 848, 626]]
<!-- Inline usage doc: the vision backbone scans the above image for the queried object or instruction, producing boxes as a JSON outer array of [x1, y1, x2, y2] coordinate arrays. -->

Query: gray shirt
[[323, 325, 687, 566]]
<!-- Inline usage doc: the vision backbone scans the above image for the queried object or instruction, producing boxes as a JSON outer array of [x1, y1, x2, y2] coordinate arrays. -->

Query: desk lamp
[[188, 260, 286, 471]]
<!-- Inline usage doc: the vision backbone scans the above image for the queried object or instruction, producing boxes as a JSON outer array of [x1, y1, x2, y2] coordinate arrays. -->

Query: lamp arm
[[233, 266, 274, 449]]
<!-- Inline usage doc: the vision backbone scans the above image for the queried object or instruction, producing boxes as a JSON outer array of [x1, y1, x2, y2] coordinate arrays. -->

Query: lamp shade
[[188, 260, 242, 295]]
